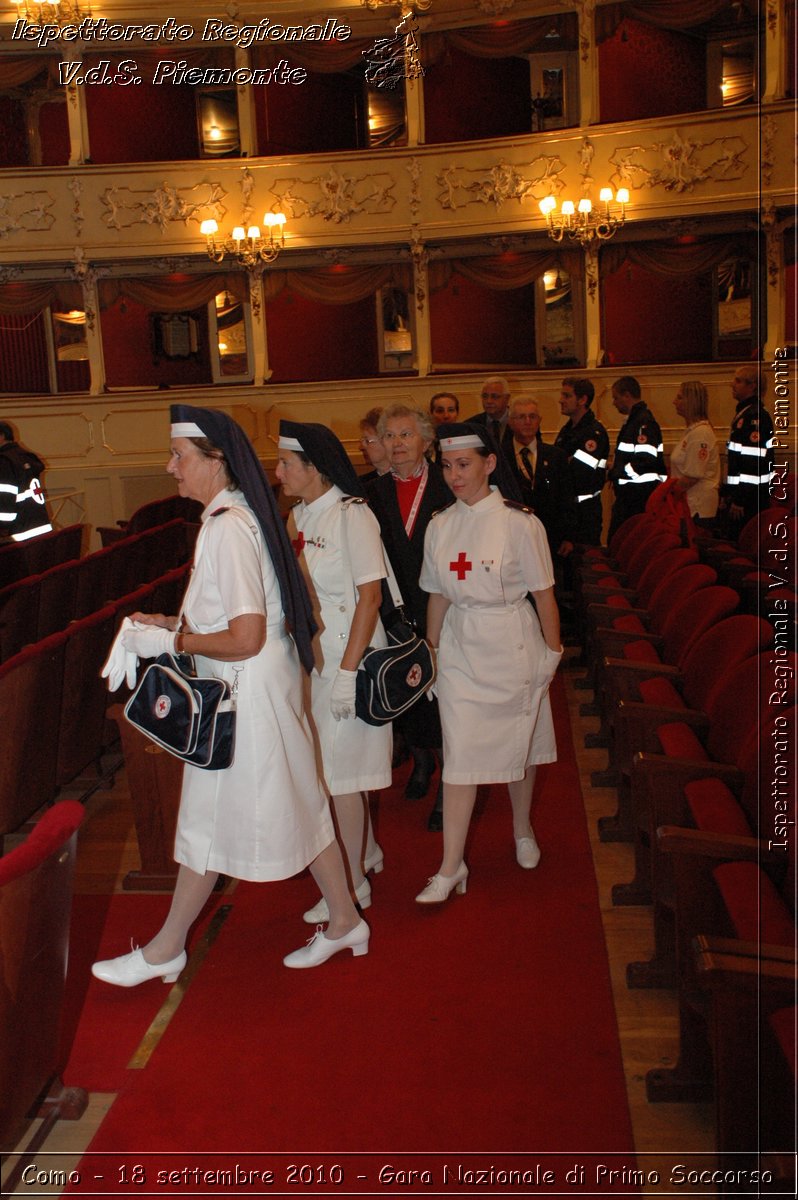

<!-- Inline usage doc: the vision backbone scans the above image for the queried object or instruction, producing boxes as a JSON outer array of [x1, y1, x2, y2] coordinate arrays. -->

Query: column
[[576, 0, 599, 127], [64, 75, 91, 166], [249, 269, 270, 386], [583, 245, 601, 369], [410, 230, 432, 377], [235, 49, 259, 157], [81, 272, 106, 396]]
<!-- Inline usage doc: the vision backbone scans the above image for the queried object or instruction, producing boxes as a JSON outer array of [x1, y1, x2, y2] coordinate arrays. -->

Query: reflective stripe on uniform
[[573, 448, 607, 470], [0, 512, 15, 522], [0, 483, 17, 495], [576, 490, 603, 502], [11, 521, 53, 542], [619, 470, 667, 485]]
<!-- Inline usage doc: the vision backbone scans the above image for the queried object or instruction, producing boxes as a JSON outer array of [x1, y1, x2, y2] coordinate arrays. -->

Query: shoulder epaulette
[[340, 494, 367, 505], [210, 506, 230, 517], [430, 499, 456, 519], [503, 498, 534, 514]]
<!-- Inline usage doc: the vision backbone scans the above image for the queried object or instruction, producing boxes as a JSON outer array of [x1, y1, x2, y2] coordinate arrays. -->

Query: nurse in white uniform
[[93, 404, 369, 983], [670, 380, 720, 524], [276, 420, 391, 922], [417, 422, 562, 903]]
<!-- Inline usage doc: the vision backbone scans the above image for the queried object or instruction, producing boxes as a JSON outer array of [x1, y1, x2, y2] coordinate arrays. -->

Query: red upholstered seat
[[655, 720, 707, 761], [713, 861, 795, 948], [637, 676, 683, 707], [0, 800, 86, 1151], [684, 778, 753, 838], [622, 639, 661, 663], [769, 1008, 796, 1077], [611, 614, 647, 634]]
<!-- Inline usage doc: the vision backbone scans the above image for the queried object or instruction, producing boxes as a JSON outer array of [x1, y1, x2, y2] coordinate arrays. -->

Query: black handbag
[[355, 582, 436, 726], [124, 652, 236, 770]]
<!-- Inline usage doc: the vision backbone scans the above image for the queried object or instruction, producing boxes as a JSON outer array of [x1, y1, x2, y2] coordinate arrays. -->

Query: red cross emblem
[[31, 477, 45, 505], [291, 531, 305, 556], [406, 663, 423, 688], [449, 552, 473, 580], [154, 694, 171, 719]]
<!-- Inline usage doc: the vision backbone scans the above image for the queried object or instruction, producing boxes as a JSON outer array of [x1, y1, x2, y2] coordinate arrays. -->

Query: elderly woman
[[358, 407, 391, 482], [416, 422, 562, 903], [365, 404, 452, 818], [670, 381, 720, 525], [94, 405, 368, 982], [276, 421, 391, 922]]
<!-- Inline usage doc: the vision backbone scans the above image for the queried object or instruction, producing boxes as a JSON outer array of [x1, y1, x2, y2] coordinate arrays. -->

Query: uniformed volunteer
[[670, 381, 720, 524], [94, 405, 368, 983], [607, 376, 667, 543], [554, 378, 609, 546], [416, 422, 562, 903], [276, 420, 391, 924], [718, 364, 774, 535], [0, 421, 52, 543]]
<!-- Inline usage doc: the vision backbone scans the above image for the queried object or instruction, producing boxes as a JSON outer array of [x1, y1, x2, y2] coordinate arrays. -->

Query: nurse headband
[[278, 435, 304, 451], [439, 433, 485, 450], [171, 421, 206, 438]]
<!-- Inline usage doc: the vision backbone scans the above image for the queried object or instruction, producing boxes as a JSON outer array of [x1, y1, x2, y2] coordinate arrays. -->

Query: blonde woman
[[671, 381, 720, 524]]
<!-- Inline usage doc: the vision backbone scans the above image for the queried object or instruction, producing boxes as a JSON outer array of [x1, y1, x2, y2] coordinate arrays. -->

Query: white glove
[[540, 644, 564, 687], [120, 621, 177, 661], [100, 617, 140, 692], [330, 668, 358, 721]]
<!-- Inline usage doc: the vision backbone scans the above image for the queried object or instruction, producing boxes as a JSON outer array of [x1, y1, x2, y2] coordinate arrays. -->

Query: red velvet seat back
[[56, 604, 118, 787], [0, 800, 84, 1147], [0, 630, 68, 834]]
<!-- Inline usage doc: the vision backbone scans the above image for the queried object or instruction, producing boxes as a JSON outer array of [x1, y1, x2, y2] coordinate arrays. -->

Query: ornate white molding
[[409, 226, 428, 315], [572, 0, 596, 64], [436, 156, 565, 211], [609, 130, 748, 195], [761, 115, 777, 189], [407, 157, 423, 220], [100, 180, 228, 233], [272, 166, 396, 224], [0, 190, 56, 239], [68, 177, 84, 239]]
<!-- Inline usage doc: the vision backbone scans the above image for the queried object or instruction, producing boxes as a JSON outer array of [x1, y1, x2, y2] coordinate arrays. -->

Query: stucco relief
[[271, 166, 396, 224], [436, 156, 564, 211], [609, 130, 748, 195], [99, 181, 228, 233], [0, 191, 56, 239]]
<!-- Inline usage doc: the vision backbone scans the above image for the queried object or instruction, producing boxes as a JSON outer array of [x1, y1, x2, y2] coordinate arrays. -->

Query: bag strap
[[339, 497, 408, 629]]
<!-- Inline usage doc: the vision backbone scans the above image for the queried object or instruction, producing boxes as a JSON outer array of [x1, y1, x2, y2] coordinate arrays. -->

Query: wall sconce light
[[200, 214, 287, 268], [539, 188, 629, 247]]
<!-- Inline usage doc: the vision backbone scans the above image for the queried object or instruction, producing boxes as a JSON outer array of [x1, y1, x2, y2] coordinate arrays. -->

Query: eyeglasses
[[359, 437, 380, 446], [383, 430, 419, 442], [481, 392, 506, 400]]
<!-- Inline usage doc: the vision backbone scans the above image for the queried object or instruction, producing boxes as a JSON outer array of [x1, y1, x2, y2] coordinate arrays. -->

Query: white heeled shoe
[[516, 835, 541, 869], [363, 844, 384, 875], [283, 919, 370, 969], [415, 861, 468, 904], [91, 946, 187, 988], [302, 877, 372, 924]]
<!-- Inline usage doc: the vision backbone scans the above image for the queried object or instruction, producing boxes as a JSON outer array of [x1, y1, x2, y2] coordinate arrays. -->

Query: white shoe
[[91, 946, 186, 988], [283, 919, 370, 969], [363, 844, 384, 875], [302, 877, 372, 924], [415, 862, 468, 904], [516, 835, 541, 869]]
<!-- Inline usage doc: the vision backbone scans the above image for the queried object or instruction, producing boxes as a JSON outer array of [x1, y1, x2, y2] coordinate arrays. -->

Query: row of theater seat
[[0, 523, 85, 588], [97, 493, 202, 546], [571, 509, 796, 1192], [0, 519, 197, 663], [0, 563, 190, 850]]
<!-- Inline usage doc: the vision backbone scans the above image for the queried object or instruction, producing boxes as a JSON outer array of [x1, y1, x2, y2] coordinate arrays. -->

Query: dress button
[[339, 605, 346, 613]]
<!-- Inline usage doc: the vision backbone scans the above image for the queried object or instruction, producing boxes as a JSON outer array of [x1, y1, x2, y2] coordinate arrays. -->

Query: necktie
[[491, 419, 501, 444], [520, 446, 535, 483]]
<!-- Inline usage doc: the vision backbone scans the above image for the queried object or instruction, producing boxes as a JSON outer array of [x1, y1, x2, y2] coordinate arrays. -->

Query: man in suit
[[470, 376, 514, 454], [365, 404, 451, 825], [504, 396, 576, 561]]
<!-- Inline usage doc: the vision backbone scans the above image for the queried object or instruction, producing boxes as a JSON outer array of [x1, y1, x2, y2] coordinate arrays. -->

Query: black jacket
[[0, 441, 52, 542]]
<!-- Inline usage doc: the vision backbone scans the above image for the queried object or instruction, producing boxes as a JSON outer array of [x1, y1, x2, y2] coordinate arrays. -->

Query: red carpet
[[60, 893, 223, 1093], [67, 679, 639, 1194]]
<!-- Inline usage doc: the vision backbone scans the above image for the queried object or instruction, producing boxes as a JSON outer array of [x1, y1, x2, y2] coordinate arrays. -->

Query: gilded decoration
[[609, 130, 748, 195], [69, 177, 84, 239], [100, 181, 228, 233], [761, 116, 776, 189], [407, 158, 423, 220], [409, 226, 428, 315], [436, 157, 565, 211], [271, 166, 396, 224], [0, 190, 56, 239]]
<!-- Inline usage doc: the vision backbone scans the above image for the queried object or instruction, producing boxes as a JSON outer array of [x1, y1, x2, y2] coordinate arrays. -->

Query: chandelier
[[200, 215, 286, 269], [11, 0, 90, 25], [539, 188, 630, 247]]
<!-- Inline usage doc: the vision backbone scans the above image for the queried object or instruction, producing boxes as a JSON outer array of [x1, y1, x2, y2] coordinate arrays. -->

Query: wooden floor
[[6, 652, 717, 1196]]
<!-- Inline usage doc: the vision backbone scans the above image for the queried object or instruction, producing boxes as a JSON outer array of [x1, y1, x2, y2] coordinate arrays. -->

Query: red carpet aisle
[[67, 679, 639, 1195], [60, 894, 224, 1093]]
